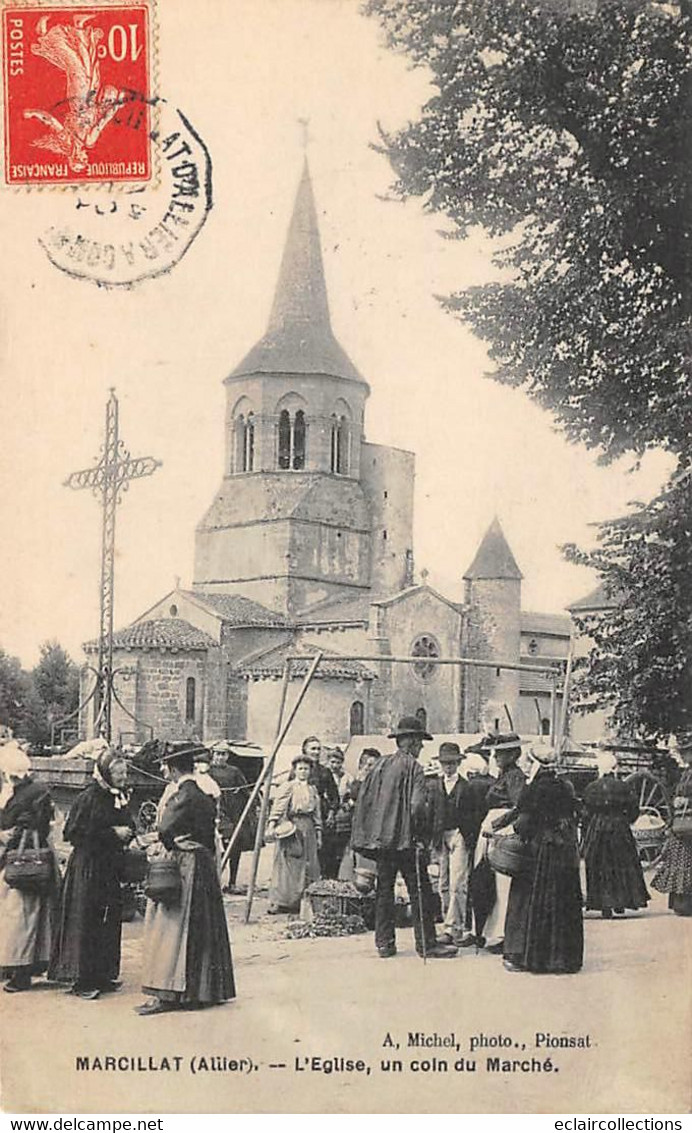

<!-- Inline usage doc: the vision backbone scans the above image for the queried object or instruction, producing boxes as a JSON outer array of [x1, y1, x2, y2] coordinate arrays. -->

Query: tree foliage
[[564, 474, 692, 741], [366, 0, 691, 461], [0, 640, 80, 747], [366, 0, 692, 738]]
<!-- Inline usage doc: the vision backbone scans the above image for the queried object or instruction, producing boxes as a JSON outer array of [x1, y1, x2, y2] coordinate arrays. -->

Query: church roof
[[234, 640, 376, 681], [521, 610, 571, 638], [183, 590, 289, 628], [463, 518, 523, 581], [196, 472, 370, 533], [296, 593, 373, 626], [84, 618, 215, 653], [567, 581, 620, 613], [229, 161, 367, 387]]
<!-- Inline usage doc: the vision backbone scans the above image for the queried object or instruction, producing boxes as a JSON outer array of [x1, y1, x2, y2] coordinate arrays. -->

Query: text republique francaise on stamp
[[2, 3, 151, 185]]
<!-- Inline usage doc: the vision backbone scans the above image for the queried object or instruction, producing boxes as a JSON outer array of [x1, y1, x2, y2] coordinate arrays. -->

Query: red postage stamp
[[2, 4, 151, 185]]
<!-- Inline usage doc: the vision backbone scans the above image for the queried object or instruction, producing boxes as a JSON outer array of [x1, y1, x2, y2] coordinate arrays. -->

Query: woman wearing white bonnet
[[0, 741, 60, 993], [582, 747, 649, 919]]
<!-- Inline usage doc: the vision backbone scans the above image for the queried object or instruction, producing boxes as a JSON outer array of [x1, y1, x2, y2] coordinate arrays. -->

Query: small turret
[[463, 518, 522, 732]]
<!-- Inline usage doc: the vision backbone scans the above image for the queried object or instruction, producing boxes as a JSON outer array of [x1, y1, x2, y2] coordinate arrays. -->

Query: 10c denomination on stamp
[[2, 3, 151, 185]]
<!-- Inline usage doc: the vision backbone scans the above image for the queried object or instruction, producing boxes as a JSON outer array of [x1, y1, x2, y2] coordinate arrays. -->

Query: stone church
[[82, 163, 571, 748]]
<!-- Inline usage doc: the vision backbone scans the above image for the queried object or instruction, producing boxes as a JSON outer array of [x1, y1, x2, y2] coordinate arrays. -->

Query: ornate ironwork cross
[[65, 389, 161, 740]]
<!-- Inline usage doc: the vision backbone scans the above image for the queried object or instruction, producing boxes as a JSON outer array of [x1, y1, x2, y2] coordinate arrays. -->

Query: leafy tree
[[564, 474, 692, 741], [0, 647, 32, 737], [30, 640, 81, 746], [0, 640, 81, 746], [365, 0, 691, 462], [366, 0, 692, 738]]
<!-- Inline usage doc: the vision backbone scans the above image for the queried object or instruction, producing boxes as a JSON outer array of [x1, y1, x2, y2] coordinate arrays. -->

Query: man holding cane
[[351, 716, 457, 960]]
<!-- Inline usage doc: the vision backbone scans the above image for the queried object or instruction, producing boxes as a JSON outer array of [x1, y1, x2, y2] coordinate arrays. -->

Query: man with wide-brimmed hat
[[351, 716, 457, 959]]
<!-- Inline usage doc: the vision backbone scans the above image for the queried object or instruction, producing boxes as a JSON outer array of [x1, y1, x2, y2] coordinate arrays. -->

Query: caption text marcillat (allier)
[[75, 1030, 592, 1077]]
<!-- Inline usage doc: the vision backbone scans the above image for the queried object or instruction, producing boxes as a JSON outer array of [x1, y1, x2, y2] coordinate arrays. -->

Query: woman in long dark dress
[[0, 742, 60, 992], [582, 751, 649, 918], [49, 748, 134, 999], [137, 742, 235, 1016], [652, 748, 692, 916], [503, 749, 583, 974]]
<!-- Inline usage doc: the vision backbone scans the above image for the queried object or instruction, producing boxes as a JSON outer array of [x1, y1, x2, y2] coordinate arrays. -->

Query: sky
[[0, 0, 672, 668]]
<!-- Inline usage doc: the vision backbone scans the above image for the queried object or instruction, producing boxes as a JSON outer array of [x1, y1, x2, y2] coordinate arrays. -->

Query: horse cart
[[557, 742, 680, 866]]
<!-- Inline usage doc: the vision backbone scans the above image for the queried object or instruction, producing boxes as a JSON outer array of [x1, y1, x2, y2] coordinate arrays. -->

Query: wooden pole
[[556, 638, 575, 758], [534, 697, 543, 735], [219, 650, 323, 878], [243, 662, 291, 923], [549, 675, 557, 746]]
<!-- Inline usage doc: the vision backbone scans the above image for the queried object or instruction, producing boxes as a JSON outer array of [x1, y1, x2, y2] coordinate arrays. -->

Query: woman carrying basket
[[0, 742, 60, 993], [136, 742, 235, 1016], [266, 751, 322, 914], [502, 746, 583, 974]]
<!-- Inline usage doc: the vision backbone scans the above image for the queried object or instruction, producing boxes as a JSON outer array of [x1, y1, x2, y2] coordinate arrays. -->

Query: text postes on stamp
[[3, 4, 151, 185], [37, 101, 212, 286]]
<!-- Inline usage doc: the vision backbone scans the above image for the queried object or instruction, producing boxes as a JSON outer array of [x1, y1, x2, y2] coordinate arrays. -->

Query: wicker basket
[[631, 809, 666, 847], [306, 882, 374, 925], [488, 833, 535, 877]]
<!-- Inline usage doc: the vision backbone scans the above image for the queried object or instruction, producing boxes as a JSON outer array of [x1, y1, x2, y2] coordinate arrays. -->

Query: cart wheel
[[624, 770, 671, 868], [137, 799, 158, 835]]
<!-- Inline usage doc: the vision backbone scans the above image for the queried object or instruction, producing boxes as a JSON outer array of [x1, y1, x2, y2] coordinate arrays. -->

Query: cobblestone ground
[[2, 880, 689, 1114]]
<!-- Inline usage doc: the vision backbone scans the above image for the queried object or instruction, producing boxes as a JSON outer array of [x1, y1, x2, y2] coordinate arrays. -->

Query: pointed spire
[[463, 517, 523, 581], [230, 162, 366, 386], [267, 159, 331, 335]]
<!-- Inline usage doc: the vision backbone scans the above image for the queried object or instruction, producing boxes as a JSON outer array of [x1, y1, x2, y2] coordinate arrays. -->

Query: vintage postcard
[[0, 0, 689, 1116]]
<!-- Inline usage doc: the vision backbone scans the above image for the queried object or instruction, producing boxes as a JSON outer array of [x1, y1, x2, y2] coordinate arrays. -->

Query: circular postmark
[[37, 97, 212, 287]]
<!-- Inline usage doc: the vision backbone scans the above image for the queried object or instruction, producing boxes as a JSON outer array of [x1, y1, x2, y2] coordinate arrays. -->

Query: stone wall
[[463, 577, 521, 733], [245, 674, 370, 747], [377, 589, 464, 735], [360, 442, 414, 596]]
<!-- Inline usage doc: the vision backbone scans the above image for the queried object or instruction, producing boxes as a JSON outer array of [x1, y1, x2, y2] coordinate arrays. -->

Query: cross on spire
[[297, 116, 311, 151], [65, 389, 161, 740]]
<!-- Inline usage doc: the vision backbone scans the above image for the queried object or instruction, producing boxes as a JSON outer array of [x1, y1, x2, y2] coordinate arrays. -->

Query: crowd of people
[[0, 722, 690, 1011]]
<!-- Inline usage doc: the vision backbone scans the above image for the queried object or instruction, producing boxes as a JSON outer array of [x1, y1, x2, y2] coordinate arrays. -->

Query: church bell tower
[[193, 162, 374, 615]]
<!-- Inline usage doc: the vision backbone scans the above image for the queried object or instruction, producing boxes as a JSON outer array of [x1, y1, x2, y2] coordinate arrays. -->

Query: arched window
[[541, 717, 551, 736], [293, 410, 306, 469], [411, 634, 440, 680], [415, 706, 428, 731], [244, 412, 255, 472], [349, 700, 364, 736], [277, 409, 306, 470], [278, 409, 291, 469], [234, 413, 254, 473], [185, 677, 196, 723], [330, 415, 349, 474]]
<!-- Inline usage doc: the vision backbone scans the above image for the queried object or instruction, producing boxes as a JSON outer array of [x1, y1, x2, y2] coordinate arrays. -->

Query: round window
[[411, 634, 440, 680], [169, 604, 179, 617]]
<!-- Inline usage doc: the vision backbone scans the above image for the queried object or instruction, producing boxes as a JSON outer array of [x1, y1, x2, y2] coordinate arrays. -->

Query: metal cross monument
[[65, 389, 161, 740]]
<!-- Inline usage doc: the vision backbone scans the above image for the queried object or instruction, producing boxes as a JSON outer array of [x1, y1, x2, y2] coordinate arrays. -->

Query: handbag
[[144, 854, 182, 905], [671, 798, 692, 839], [4, 829, 53, 893], [488, 832, 535, 878]]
